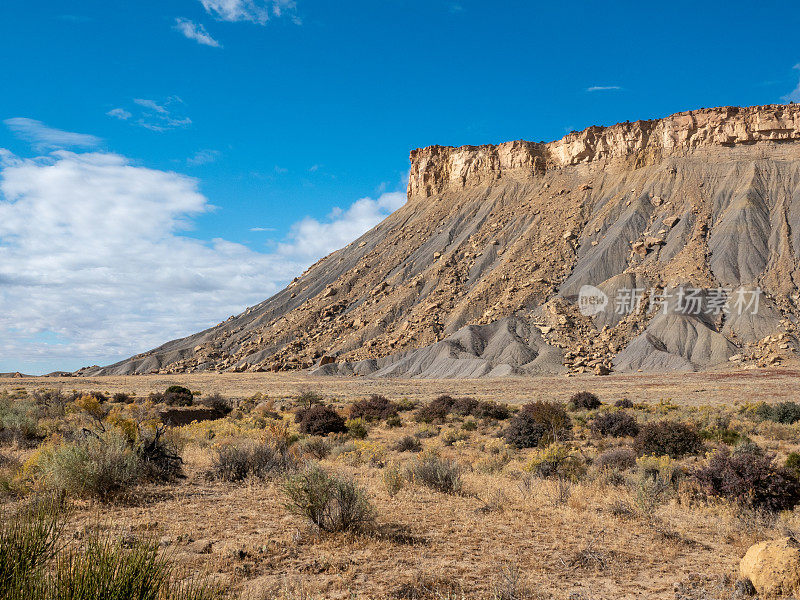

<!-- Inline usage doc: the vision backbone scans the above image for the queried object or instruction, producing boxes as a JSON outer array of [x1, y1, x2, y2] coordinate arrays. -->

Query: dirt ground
[[2, 366, 799, 406], [4, 368, 800, 599]]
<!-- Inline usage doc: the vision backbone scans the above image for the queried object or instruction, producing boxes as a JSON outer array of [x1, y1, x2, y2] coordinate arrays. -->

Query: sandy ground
[[2, 367, 800, 406]]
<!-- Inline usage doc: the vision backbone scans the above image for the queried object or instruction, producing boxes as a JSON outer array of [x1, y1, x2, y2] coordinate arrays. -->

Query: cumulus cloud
[[4, 118, 102, 150], [200, 0, 300, 24], [0, 146, 405, 372], [586, 85, 622, 92], [782, 64, 800, 103], [174, 18, 222, 47], [106, 97, 192, 132], [277, 191, 405, 263]]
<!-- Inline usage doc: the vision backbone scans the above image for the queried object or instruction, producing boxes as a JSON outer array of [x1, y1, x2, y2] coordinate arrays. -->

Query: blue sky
[[1, 0, 799, 373]]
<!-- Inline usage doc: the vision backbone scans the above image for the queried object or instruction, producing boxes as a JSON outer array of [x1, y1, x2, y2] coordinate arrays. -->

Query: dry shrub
[[394, 435, 422, 453], [595, 447, 636, 472], [298, 436, 331, 460], [633, 420, 703, 458], [590, 411, 640, 438], [568, 391, 602, 411], [348, 395, 399, 421], [295, 405, 346, 436], [614, 399, 634, 408], [136, 426, 183, 482], [414, 395, 509, 423], [692, 445, 800, 512], [503, 401, 571, 448], [407, 453, 462, 495], [35, 430, 143, 501], [198, 392, 233, 416], [383, 464, 404, 498], [210, 438, 297, 482], [413, 396, 455, 423], [282, 465, 375, 532]]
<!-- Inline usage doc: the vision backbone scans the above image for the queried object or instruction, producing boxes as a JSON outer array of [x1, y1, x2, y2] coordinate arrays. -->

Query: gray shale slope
[[86, 105, 800, 378]]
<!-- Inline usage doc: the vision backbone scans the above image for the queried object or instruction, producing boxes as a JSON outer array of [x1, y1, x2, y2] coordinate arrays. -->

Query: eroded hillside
[[85, 104, 800, 377]]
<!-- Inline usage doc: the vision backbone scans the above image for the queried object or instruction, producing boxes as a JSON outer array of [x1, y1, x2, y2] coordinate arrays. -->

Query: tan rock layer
[[408, 104, 800, 199]]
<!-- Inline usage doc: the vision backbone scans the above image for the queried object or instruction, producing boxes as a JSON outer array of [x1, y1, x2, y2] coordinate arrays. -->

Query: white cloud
[[200, 0, 299, 24], [107, 97, 192, 132], [586, 85, 622, 92], [174, 18, 222, 47], [0, 146, 405, 372], [107, 108, 132, 120], [4, 118, 102, 151], [782, 64, 800, 103], [277, 191, 405, 263], [187, 149, 221, 166]]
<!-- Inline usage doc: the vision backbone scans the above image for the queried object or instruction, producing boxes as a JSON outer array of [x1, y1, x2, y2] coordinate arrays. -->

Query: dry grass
[[2, 370, 800, 598]]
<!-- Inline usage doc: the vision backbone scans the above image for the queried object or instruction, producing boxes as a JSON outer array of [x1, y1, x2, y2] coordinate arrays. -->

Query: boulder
[[740, 537, 800, 597]]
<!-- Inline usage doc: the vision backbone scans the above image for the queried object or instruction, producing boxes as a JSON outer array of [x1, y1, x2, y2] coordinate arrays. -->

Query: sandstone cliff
[[83, 104, 800, 377]]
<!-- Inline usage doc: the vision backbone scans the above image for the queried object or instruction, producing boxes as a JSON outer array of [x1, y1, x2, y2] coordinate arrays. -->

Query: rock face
[[85, 104, 800, 377], [740, 537, 800, 598]]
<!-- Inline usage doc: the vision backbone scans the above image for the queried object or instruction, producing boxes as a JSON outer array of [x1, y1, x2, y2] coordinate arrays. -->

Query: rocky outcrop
[[408, 105, 800, 199], [84, 104, 800, 377]]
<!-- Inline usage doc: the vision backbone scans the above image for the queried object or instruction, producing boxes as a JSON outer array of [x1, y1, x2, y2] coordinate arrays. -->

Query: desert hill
[[84, 104, 800, 377]]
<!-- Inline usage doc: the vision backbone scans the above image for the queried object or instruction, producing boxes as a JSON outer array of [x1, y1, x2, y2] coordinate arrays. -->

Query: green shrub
[[503, 401, 571, 448], [461, 418, 477, 431], [693, 446, 800, 512], [348, 395, 398, 421], [525, 443, 586, 481], [345, 418, 368, 439], [590, 412, 639, 438], [633, 420, 703, 458], [700, 426, 744, 446], [0, 398, 40, 447], [568, 391, 601, 411], [297, 389, 324, 408], [441, 427, 468, 446], [749, 401, 800, 424], [282, 465, 375, 532], [394, 435, 422, 453], [407, 453, 462, 494], [295, 405, 346, 436], [36, 431, 144, 501], [634, 455, 683, 513], [385, 415, 403, 428], [786, 452, 800, 475]]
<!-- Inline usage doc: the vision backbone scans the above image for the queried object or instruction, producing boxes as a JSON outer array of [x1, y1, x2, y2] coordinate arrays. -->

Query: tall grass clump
[[0, 496, 65, 596], [0, 497, 213, 600]]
